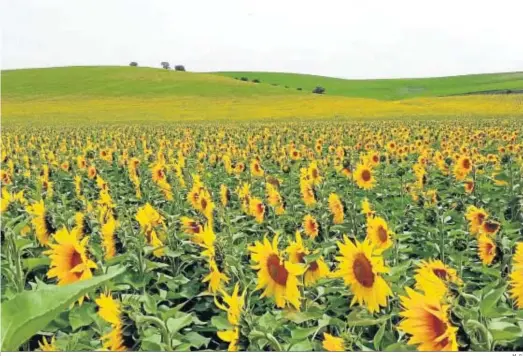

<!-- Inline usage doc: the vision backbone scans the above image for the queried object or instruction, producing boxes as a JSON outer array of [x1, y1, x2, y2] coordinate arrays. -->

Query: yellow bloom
[[286, 231, 329, 286], [303, 214, 319, 239], [465, 206, 488, 236], [328, 193, 344, 225], [366, 216, 393, 251], [203, 259, 229, 294], [353, 163, 376, 190], [214, 283, 246, 326], [101, 215, 119, 260], [135, 203, 165, 257], [414, 260, 462, 300], [478, 235, 497, 265], [38, 336, 57, 351], [249, 234, 305, 309], [26, 200, 56, 245], [398, 288, 458, 351], [217, 327, 239, 351], [95, 292, 122, 326], [510, 242, 523, 309], [249, 197, 265, 223], [334, 237, 391, 312]]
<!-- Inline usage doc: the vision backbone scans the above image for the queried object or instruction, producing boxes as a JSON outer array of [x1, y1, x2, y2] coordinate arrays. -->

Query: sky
[[1, 0, 523, 79]]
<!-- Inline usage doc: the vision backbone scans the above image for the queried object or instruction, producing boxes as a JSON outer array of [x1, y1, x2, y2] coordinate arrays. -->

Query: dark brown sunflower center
[[256, 203, 264, 214], [361, 170, 371, 182], [377, 226, 388, 242], [426, 311, 449, 348], [311, 168, 318, 178], [307, 220, 317, 231], [432, 268, 448, 280], [190, 222, 200, 233], [44, 213, 56, 235], [267, 254, 288, 286], [70, 250, 83, 277], [483, 221, 499, 233], [200, 198, 208, 210], [462, 159, 471, 169], [352, 253, 374, 287], [477, 213, 486, 225]]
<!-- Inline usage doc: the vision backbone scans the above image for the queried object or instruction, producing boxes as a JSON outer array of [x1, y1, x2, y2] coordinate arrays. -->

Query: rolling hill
[[2, 66, 522, 125], [213, 71, 523, 100]]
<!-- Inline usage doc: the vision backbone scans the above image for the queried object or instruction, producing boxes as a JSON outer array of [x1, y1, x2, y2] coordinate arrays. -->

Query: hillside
[[2, 66, 522, 125], [213, 71, 523, 99]]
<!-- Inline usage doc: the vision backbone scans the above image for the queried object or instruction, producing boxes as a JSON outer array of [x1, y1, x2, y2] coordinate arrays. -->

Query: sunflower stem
[[137, 315, 172, 351]]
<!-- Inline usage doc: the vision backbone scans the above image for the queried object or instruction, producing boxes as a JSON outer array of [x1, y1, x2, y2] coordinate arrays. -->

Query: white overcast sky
[[1, 0, 522, 79]]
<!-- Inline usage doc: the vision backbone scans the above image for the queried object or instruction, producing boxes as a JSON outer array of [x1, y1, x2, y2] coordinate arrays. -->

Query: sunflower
[[45, 228, 97, 300], [95, 292, 122, 326], [286, 231, 329, 286], [300, 180, 316, 206], [361, 198, 375, 218], [333, 237, 391, 312], [217, 327, 240, 351], [464, 179, 474, 194], [220, 184, 230, 207], [249, 197, 265, 223], [101, 324, 127, 351], [455, 156, 472, 179], [250, 159, 264, 177], [249, 234, 305, 309], [198, 189, 215, 223], [398, 288, 458, 351], [135, 203, 165, 257], [101, 215, 119, 260], [465, 205, 488, 236], [181, 216, 203, 236], [366, 216, 393, 251], [477, 235, 496, 265], [308, 161, 322, 185], [414, 260, 462, 300], [481, 220, 500, 236], [303, 214, 319, 239], [203, 259, 229, 294], [328, 193, 344, 224], [26, 200, 56, 245], [151, 163, 166, 183], [88, 166, 97, 179], [214, 282, 246, 326], [75, 212, 90, 238], [38, 336, 57, 351], [322, 333, 344, 352], [510, 242, 523, 309], [193, 223, 216, 259], [266, 183, 285, 215], [353, 163, 376, 190]]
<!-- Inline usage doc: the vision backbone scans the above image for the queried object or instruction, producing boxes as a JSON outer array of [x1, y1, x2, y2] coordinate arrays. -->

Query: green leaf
[[290, 326, 317, 340], [288, 339, 313, 351], [282, 309, 323, 324], [489, 320, 523, 342], [167, 313, 193, 334], [479, 285, 506, 316], [1, 267, 125, 351], [184, 331, 210, 349], [68, 302, 96, 331], [211, 315, 232, 330], [373, 321, 386, 350], [346, 310, 392, 327], [22, 257, 50, 272]]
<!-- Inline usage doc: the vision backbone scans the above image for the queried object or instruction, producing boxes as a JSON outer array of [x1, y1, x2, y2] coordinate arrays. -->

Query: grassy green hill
[[1, 66, 296, 99], [2, 66, 522, 125], [213, 71, 523, 99]]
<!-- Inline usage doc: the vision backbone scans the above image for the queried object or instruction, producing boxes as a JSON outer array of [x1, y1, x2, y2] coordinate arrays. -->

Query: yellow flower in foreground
[[217, 327, 239, 351], [478, 235, 496, 265], [353, 163, 376, 190], [95, 292, 122, 326], [286, 231, 329, 286], [214, 283, 246, 326], [398, 288, 458, 351], [322, 332, 344, 351], [510, 242, 523, 309], [365, 216, 393, 251], [26, 200, 56, 245], [249, 234, 305, 309], [203, 259, 229, 294], [465, 205, 488, 236], [414, 260, 462, 300], [334, 237, 391, 313]]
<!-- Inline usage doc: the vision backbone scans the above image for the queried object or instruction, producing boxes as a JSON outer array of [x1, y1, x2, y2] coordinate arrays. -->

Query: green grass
[[213, 71, 523, 99], [1, 66, 297, 99]]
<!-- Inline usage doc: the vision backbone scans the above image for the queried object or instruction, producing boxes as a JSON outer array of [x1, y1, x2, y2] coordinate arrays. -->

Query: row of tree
[[129, 62, 186, 71]]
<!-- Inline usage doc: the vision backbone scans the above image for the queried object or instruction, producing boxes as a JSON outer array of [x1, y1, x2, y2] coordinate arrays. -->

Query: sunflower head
[[478, 235, 497, 265], [366, 216, 393, 251], [303, 214, 319, 239], [510, 242, 523, 309], [322, 332, 345, 351], [354, 163, 376, 190]]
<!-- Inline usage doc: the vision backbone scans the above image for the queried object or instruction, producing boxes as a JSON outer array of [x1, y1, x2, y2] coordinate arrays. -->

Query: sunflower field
[[1, 119, 523, 352]]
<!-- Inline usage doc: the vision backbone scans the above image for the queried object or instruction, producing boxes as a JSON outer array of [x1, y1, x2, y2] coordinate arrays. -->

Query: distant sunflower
[[414, 260, 462, 300], [455, 156, 472, 179], [477, 235, 496, 265], [465, 206, 488, 236], [26, 200, 56, 245], [366, 216, 393, 251], [38, 336, 57, 351], [361, 198, 375, 218], [328, 193, 344, 224], [303, 214, 319, 239], [45, 228, 97, 301], [322, 333, 344, 352], [250, 159, 264, 177], [308, 161, 322, 185], [101, 215, 119, 260], [193, 223, 216, 259], [135, 204, 166, 257], [481, 220, 500, 236], [249, 234, 305, 309], [88, 165, 97, 179], [180, 216, 203, 236], [203, 259, 229, 294], [249, 197, 265, 223], [300, 180, 316, 206], [353, 163, 376, 190], [464, 179, 474, 194], [398, 288, 458, 351], [334, 237, 391, 312], [220, 184, 230, 207], [286, 231, 329, 286], [509, 242, 523, 309]]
